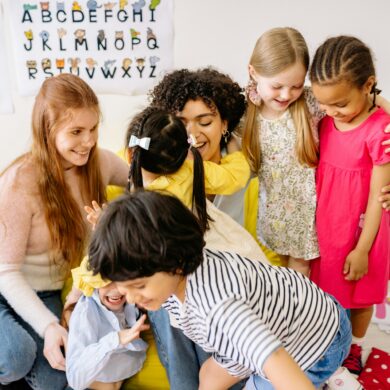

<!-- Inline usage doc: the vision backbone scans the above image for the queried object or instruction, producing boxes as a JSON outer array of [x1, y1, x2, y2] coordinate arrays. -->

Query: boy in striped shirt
[[88, 191, 351, 390]]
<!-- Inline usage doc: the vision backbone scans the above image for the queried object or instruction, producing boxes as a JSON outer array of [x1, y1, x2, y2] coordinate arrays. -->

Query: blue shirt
[[66, 290, 147, 390]]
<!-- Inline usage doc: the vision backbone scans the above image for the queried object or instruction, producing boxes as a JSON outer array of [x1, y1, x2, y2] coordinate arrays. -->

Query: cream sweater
[[0, 149, 128, 337]]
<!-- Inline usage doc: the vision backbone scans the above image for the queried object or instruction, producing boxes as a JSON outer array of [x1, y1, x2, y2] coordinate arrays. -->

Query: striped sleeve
[[206, 298, 282, 377]]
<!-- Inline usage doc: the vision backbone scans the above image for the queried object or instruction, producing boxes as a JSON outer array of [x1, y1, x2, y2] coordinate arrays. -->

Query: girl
[[87, 190, 352, 390], [242, 27, 322, 276], [309, 36, 390, 375], [126, 106, 250, 234], [0, 74, 128, 389]]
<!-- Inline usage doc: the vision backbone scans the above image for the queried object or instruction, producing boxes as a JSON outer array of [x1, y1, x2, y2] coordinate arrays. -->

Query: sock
[[351, 335, 365, 346]]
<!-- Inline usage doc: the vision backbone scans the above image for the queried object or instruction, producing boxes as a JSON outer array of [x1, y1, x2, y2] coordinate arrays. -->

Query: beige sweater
[[0, 149, 128, 337]]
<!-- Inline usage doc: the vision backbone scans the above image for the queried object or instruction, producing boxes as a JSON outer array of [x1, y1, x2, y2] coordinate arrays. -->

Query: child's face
[[98, 282, 127, 312], [55, 108, 99, 169], [312, 79, 373, 126], [177, 99, 227, 163], [249, 62, 306, 118], [115, 272, 186, 311]]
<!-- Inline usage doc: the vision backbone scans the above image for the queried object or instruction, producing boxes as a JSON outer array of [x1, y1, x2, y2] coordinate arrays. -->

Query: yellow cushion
[[123, 329, 169, 390], [244, 178, 287, 267]]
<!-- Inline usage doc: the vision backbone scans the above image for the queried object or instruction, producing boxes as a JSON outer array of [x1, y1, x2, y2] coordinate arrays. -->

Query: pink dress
[[311, 108, 390, 309]]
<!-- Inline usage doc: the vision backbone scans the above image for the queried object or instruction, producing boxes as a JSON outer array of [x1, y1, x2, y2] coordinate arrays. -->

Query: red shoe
[[343, 344, 363, 375]]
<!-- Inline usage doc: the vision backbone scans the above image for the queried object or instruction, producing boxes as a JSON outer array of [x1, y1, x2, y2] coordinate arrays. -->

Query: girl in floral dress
[[242, 27, 323, 276]]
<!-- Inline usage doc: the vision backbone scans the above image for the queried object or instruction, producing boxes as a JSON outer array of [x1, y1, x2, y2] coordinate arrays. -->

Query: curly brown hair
[[149, 68, 246, 148]]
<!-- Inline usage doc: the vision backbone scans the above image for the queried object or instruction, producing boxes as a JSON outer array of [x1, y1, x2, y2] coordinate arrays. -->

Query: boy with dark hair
[[88, 191, 351, 390]]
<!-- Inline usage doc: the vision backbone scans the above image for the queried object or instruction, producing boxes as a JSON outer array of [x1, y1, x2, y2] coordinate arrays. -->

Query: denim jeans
[[0, 291, 68, 390], [149, 308, 245, 390], [246, 299, 351, 390]]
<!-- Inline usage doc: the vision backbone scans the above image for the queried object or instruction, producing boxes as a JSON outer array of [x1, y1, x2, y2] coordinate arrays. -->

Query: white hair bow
[[128, 134, 151, 150]]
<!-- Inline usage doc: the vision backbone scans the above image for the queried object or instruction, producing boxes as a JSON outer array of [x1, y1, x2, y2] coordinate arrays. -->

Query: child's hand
[[118, 314, 150, 346], [84, 201, 106, 230], [379, 184, 390, 211], [343, 248, 369, 281]]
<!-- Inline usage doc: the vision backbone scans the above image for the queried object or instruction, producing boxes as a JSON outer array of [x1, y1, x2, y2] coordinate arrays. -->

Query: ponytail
[[190, 146, 209, 232], [128, 148, 144, 191]]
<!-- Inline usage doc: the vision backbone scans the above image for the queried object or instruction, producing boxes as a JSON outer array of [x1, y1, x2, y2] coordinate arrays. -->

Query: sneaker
[[327, 367, 363, 389], [342, 344, 363, 375]]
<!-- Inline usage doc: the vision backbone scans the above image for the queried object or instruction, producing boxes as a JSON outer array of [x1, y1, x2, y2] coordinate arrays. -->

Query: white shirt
[[163, 249, 340, 378], [66, 291, 147, 390]]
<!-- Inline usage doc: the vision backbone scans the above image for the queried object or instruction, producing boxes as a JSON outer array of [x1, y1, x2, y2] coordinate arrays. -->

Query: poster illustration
[[7, 0, 174, 96]]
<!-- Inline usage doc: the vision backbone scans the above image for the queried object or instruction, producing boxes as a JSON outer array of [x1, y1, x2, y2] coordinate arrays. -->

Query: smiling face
[[55, 108, 99, 169], [312, 78, 374, 128], [98, 282, 127, 312], [115, 272, 186, 311], [177, 99, 227, 163], [249, 62, 306, 119]]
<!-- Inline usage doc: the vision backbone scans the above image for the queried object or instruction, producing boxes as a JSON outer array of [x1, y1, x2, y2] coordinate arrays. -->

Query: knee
[[0, 337, 37, 383]]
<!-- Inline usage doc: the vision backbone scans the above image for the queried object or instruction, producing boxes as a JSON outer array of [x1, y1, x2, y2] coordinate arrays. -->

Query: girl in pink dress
[[310, 36, 390, 376]]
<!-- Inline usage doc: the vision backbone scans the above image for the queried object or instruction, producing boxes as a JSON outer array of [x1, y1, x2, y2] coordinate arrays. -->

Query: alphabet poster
[[7, 0, 174, 96]]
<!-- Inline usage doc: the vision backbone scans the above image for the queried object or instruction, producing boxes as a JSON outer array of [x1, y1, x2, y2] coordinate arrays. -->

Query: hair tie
[[245, 78, 262, 106], [187, 134, 197, 147], [129, 134, 151, 150], [369, 82, 382, 112]]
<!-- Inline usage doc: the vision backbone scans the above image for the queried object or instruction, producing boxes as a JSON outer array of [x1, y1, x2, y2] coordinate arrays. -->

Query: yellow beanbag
[[244, 178, 287, 267]]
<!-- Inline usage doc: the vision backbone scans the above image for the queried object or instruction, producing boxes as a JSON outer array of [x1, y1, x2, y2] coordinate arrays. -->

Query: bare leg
[[287, 257, 310, 277], [89, 380, 123, 390], [350, 306, 374, 338]]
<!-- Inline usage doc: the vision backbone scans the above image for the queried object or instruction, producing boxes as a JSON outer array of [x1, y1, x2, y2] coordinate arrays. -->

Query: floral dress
[[256, 88, 323, 259]]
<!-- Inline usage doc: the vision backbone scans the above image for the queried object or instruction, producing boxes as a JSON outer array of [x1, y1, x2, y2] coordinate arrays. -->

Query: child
[[66, 280, 148, 390], [0, 74, 128, 388], [87, 190, 352, 390], [242, 27, 323, 276], [309, 36, 390, 375]]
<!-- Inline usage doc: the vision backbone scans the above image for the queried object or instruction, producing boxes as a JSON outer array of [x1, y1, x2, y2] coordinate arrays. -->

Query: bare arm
[[263, 347, 315, 390], [199, 357, 243, 390], [344, 163, 390, 280]]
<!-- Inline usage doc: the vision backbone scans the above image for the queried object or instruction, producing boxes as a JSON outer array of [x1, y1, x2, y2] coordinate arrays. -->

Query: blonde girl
[[0, 74, 128, 389], [243, 27, 322, 276]]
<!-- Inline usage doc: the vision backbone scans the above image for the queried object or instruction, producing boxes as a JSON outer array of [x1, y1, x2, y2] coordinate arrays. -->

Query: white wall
[[1, 0, 389, 170]]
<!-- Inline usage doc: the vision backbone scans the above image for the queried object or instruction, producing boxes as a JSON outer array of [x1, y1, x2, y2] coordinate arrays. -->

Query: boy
[[65, 280, 148, 390], [87, 191, 351, 390]]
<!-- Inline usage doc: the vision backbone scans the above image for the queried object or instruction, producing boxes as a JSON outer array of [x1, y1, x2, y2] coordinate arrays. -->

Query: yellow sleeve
[[71, 256, 111, 297], [203, 151, 250, 195]]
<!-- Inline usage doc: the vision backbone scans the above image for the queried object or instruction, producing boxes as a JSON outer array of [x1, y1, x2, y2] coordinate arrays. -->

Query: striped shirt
[[163, 249, 340, 378]]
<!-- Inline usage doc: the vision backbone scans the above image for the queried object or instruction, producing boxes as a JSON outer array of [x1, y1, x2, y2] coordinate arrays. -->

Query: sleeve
[[98, 148, 129, 187], [71, 256, 110, 297], [66, 298, 122, 390], [303, 87, 325, 143], [203, 151, 250, 195], [0, 181, 58, 337], [366, 116, 390, 166], [205, 298, 281, 378]]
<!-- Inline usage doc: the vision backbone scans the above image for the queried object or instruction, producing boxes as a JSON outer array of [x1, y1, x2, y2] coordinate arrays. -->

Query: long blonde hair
[[243, 27, 318, 174], [4, 74, 106, 272]]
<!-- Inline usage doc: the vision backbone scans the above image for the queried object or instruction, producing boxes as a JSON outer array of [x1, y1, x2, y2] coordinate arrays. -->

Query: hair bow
[[129, 134, 151, 150]]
